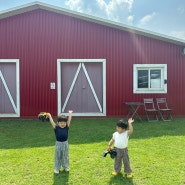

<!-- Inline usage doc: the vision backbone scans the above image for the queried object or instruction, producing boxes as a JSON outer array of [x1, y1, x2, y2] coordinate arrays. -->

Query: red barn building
[[0, 2, 185, 118]]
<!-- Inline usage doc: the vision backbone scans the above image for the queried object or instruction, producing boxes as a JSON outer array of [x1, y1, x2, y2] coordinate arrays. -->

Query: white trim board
[[0, 59, 20, 117]]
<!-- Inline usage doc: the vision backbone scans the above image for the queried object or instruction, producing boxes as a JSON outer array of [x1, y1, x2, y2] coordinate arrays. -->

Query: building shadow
[[53, 170, 69, 185], [108, 173, 134, 185], [1, 118, 185, 149]]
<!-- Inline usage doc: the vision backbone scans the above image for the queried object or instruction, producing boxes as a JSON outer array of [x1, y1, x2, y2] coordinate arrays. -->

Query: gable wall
[[0, 9, 185, 117]]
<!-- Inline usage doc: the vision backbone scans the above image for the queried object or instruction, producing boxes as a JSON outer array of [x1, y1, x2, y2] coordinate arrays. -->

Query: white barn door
[[0, 59, 20, 117], [57, 59, 106, 116]]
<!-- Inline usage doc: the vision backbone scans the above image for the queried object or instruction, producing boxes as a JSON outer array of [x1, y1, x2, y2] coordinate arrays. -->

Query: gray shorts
[[54, 140, 69, 171]]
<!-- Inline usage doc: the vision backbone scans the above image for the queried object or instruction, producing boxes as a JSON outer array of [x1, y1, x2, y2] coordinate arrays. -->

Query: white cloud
[[138, 12, 156, 27], [127, 15, 134, 24], [96, 0, 133, 12], [64, 0, 134, 23], [65, 0, 99, 15], [65, 0, 84, 12], [96, 0, 134, 22]]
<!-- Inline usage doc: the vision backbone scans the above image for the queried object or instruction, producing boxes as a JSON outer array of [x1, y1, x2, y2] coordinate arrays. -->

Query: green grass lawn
[[0, 118, 185, 185]]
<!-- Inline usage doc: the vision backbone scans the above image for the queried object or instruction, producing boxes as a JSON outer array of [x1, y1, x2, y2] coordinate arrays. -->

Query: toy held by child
[[38, 112, 49, 122], [103, 148, 117, 159]]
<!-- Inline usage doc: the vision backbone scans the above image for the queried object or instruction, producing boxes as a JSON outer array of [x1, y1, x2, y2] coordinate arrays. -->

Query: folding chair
[[143, 98, 158, 121], [156, 98, 172, 121]]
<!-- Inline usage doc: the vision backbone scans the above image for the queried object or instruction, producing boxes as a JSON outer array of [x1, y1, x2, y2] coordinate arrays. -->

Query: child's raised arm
[[46, 113, 56, 129], [67, 110, 73, 127], [128, 118, 134, 136]]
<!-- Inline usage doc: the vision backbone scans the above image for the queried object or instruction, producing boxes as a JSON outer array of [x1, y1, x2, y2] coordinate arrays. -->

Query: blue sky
[[0, 0, 185, 41]]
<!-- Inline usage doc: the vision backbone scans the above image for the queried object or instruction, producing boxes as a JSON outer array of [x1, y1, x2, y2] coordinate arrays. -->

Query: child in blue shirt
[[47, 110, 73, 174]]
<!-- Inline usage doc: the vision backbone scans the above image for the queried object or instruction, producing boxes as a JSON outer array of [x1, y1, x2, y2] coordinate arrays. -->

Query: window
[[133, 64, 167, 94]]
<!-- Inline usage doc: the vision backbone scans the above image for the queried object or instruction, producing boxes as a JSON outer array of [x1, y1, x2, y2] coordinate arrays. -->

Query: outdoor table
[[125, 102, 144, 121]]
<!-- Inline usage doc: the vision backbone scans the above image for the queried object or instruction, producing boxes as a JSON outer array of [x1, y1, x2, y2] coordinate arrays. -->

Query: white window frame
[[133, 64, 167, 94]]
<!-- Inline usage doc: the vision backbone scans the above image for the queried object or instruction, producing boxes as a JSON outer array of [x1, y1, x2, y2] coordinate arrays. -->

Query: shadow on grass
[[109, 173, 134, 185], [53, 171, 69, 185], [0, 117, 185, 149]]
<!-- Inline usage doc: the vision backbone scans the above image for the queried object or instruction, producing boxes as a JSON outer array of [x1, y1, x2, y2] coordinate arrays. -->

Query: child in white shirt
[[108, 118, 134, 178]]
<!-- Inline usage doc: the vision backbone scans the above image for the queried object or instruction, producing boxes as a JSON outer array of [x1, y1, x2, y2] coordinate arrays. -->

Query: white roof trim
[[0, 1, 185, 46]]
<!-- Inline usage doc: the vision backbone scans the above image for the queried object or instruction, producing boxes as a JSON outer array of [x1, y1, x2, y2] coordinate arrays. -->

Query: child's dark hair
[[57, 115, 68, 122], [117, 120, 128, 129]]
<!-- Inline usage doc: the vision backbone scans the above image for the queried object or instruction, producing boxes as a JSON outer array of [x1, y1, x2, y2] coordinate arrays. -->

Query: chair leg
[[146, 111, 158, 121], [154, 112, 158, 121], [167, 110, 172, 121], [146, 112, 150, 121], [159, 110, 172, 121], [158, 110, 164, 121]]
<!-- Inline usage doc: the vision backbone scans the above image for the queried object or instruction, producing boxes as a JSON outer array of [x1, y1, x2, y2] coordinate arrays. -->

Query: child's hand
[[46, 113, 51, 117], [128, 118, 134, 124], [68, 110, 73, 114], [108, 146, 112, 152]]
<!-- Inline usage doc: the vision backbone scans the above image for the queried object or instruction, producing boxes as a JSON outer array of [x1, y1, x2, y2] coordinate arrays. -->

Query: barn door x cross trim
[[0, 70, 17, 112], [61, 63, 102, 112]]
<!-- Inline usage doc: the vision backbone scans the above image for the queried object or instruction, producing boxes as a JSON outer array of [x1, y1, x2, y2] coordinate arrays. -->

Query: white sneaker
[[64, 168, 70, 172], [54, 169, 59, 174]]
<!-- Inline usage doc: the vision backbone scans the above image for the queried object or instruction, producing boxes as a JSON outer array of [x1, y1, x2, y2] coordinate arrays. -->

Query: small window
[[133, 64, 167, 94]]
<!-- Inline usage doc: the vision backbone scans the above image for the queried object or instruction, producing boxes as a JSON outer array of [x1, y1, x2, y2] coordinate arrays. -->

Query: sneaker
[[126, 173, 133, 178], [64, 168, 70, 172], [54, 169, 59, 174], [112, 171, 118, 176]]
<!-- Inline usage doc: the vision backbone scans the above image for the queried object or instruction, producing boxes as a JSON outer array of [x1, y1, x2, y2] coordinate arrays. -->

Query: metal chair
[[143, 98, 158, 121], [156, 98, 172, 121]]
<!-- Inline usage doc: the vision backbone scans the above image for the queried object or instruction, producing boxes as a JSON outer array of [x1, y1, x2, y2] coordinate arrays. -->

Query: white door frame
[[0, 59, 20, 117], [57, 59, 106, 116]]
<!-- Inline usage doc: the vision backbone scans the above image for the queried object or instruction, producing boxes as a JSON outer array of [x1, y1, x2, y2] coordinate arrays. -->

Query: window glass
[[138, 70, 148, 88], [133, 64, 167, 94], [150, 69, 161, 88]]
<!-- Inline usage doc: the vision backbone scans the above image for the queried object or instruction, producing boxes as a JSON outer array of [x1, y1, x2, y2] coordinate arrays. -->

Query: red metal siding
[[0, 9, 185, 117]]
